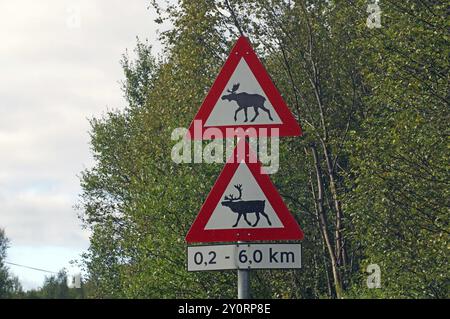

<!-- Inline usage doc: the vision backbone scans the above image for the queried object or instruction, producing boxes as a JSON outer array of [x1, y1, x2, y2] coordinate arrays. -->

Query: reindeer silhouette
[[221, 184, 272, 227], [221, 83, 274, 122]]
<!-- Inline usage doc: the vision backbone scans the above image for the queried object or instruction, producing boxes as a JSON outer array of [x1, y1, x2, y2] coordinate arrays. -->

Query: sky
[[0, 0, 165, 291]]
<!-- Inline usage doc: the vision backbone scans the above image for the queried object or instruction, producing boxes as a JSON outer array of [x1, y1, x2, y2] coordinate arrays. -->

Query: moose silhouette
[[221, 184, 272, 227], [221, 83, 274, 122]]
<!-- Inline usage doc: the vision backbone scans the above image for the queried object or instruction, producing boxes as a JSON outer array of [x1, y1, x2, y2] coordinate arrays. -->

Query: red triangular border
[[187, 36, 302, 139], [185, 141, 304, 243]]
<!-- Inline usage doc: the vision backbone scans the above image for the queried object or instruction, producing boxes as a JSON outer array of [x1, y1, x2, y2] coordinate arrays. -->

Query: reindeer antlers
[[227, 83, 240, 93], [224, 194, 236, 201], [234, 184, 243, 200], [224, 184, 243, 201]]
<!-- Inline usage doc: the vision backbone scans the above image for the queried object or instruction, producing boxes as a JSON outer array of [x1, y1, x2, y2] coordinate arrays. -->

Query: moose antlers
[[224, 184, 243, 201], [227, 83, 240, 93]]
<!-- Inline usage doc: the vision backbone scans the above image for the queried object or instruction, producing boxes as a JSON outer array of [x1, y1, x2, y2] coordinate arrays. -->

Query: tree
[[20, 270, 86, 299], [0, 228, 10, 297], [0, 229, 23, 298], [343, 0, 449, 298]]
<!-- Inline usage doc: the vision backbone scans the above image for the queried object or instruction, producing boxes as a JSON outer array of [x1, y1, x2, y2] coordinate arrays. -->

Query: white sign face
[[187, 245, 236, 271], [187, 243, 301, 271], [205, 163, 283, 230], [204, 58, 282, 127], [235, 243, 301, 269]]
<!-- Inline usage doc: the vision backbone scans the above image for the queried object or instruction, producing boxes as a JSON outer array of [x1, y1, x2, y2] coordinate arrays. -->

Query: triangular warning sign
[[185, 141, 304, 243], [187, 36, 302, 139]]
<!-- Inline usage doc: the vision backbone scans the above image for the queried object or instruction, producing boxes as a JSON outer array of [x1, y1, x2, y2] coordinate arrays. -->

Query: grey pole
[[237, 242, 250, 299], [238, 267, 250, 299]]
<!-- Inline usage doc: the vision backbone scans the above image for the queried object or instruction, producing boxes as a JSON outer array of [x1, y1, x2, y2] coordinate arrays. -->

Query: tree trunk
[[320, 140, 347, 269], [309, 144, 343, 298]]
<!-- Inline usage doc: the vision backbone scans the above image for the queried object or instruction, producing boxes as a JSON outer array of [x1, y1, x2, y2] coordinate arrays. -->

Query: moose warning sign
[[187, 36, 302, 139], [219, 83, 276, 123], [185, 141, 304, 243]]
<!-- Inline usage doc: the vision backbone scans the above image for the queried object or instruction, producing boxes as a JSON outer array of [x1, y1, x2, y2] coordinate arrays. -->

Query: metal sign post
[[238, 268, 250, 299], [237, 241, 250, 299]]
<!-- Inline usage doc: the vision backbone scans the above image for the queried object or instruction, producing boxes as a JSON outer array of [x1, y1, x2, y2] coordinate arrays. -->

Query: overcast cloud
[[0, 0, 165, 290]]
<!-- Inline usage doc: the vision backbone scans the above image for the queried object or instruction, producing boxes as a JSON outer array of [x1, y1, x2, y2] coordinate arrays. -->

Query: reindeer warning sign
[[187, 36, 302, 139], [185, 142, 304, 243]]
